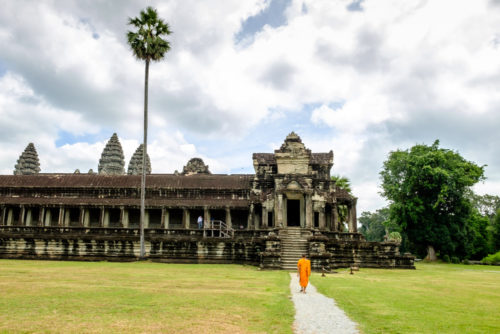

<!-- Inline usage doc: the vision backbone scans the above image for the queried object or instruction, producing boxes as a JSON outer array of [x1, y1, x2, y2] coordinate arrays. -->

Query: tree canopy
[[380, 140, 486, 260], [127, 7, 171, 62]]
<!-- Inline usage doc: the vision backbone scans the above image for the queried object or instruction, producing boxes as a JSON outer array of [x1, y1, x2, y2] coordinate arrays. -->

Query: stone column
[[262, 206, 268, 228], [82, 208, 90, 227], [99, 207, 105, 227], [6, 208, 13, 226], [349, 199, 358, 233], [183, 208, 190, 229], [26, 208, 32, 226], [38, 207, 44, 227], [332, 203, 339, 231], [44, 209, 51, 226], [145, 210, 150, 229], [0, 206, 5, 225], [247, 204, 254, 230], [64, 209, 70, 227], [305, 195, 313, 228], [119, 206, 125, 227], [163, 208, 170, 229], [204, 207, 210, 228], [225, 207, 232, 229], [78, 207, 84, 227], [319, 206, 326, 230], [58, 207, 65, 227], [19, 206, 25, 226], [277, 194, 283, 227]]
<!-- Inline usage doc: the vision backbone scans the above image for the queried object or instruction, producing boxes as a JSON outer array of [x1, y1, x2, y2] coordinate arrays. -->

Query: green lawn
[[312, 262, 500, 334], [0, 260, 294, 333]]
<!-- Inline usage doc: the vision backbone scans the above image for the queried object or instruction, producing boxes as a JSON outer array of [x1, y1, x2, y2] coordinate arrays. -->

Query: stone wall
[[308, 233, 415, 270], [0, 227, 265, 265]]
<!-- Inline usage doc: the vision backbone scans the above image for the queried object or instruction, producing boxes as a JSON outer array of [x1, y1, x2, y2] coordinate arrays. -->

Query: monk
[[297, 254, 311, 293]]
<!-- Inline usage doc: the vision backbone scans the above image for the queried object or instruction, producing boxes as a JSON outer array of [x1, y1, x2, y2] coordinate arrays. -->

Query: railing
[[203, 220, 234, 238]]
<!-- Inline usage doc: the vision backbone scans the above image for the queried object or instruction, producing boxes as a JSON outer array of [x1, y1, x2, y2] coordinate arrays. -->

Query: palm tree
[[127, 7, 172, 258]]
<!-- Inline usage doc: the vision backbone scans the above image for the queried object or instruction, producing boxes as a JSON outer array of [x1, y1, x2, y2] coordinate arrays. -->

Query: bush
[[463, 259, 470, 265], [481, 251, 500, 265], [442, 254, 450, 263], [451, 256, 460, 264]]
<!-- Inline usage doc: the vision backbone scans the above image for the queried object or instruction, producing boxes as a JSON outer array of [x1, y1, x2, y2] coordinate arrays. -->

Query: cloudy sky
[[1, 0, 499, 214]]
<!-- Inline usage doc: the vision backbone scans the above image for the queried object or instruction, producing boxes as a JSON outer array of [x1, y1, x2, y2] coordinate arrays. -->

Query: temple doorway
[[287, 200, 300, 226]]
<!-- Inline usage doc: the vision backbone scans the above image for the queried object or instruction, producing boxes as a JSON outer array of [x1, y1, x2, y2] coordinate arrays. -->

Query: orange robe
[[297, 258, 311, 287]]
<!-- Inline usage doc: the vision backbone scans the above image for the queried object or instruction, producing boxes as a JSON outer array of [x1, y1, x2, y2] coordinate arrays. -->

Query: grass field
[[0, 260, 294, 333], [312, 262, 500, 334], [1, 260, 499, 334]]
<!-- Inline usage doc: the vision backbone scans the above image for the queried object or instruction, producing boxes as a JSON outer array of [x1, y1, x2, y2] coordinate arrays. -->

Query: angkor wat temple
[[0, 132, 414, 269]]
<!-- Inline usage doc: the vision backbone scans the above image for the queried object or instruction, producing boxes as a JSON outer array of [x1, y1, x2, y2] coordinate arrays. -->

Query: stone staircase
[[279, 227, 310, 270]]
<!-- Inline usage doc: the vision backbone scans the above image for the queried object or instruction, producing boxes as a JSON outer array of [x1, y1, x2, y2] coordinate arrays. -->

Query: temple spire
[[14, 143, 41, 175], [127, 144, 152, 175], [98, 133, 125, 175]]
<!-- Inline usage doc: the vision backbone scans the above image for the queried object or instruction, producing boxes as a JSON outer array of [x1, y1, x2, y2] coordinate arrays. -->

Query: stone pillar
[[38, 207, 44, 227], [25, 208, 32, 226], [0, 206, 5, 225], [145, 210, 150, 228], [58, 207, 65, 227], [319, 206, 326, 230], [44, 209, 51, 226], [262, 206, 268, 228], [163, 208, 170, 229], [183, 208, 190, 229], [6, 208, 13, 226], [204, 207, 210, 227], [349, 199, 358, 233], [118, 206, 124, 227], [64, 208, 70, 227], [99, 207, 105, 227], [225, 207, 232, 229], [19, 206, 25, 226], [78, 207, 84, 227], [305, 195, 312, 228], [82, 208, 90, 227], [332, 203, 339, 232], [277, 194, 283, 227], [247, 204, 254, 230]]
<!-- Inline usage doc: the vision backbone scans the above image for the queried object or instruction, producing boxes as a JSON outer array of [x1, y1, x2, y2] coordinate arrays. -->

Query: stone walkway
[[289, 273, 359, 334]]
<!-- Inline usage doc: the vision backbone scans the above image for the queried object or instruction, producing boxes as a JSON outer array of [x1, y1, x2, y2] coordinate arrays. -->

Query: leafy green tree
[[331, 175, 352, 229], [380, 140, 485, 260], [127, 7, 172, 258], [492, 209, 500, 251], [359, 208, 390, 242], [331, 175, 352, 194]]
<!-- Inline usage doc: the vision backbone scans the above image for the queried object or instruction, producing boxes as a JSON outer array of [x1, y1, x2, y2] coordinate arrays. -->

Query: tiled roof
[[0, 174, 253, 190]]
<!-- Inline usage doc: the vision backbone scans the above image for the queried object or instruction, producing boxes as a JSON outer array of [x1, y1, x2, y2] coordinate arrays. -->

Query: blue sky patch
[[234, 0, 292, 44], [0, 59, 7, 77], [347, 0, 365, 12], [55, 130, 109, 148]]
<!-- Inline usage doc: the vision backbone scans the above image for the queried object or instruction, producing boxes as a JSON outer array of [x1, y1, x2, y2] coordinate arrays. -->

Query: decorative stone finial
[[277, 131, 310, 155], [181, 158, 211, 175], [74, 169, 80, 174], [127, 144, 152, 175], [14, 143, 41, 175], [98, 133, 125, 175]]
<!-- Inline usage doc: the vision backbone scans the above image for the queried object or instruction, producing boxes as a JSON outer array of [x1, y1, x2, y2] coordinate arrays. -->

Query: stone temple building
[[0, 132, 414, 269]]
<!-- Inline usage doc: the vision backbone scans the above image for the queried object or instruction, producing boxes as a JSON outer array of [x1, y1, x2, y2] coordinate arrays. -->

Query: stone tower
[[98, 133, 125, 175], [181, 158, 211, 175], [13, 143, 41, 175], [127, 144, 152, 175]]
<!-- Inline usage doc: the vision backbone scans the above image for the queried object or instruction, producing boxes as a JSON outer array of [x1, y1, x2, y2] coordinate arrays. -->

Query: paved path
[[290, 273, 359, 334]]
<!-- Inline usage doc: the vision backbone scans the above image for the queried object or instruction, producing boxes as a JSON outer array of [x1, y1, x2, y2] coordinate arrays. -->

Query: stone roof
[[0, 174, 253, 189], [13, 143, 40, 175], [127, 144, 151, 175], [0, 196, 250, 208], [98, 133, 125, 175]]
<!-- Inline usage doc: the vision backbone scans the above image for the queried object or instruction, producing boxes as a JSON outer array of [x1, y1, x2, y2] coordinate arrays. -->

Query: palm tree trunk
[[140, 58, 150, 259]]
